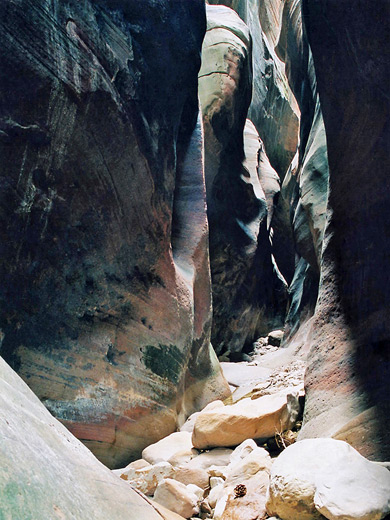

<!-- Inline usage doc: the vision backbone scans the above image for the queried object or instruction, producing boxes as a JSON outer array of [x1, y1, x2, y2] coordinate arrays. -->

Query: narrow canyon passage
[[0, 1, 389, 519]]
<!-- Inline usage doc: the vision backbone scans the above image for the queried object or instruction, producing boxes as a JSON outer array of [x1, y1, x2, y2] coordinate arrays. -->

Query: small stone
[[267, 330, 284, 346], [208, 484, 225, 508], [200, 499, 212, 514], [208, 465, 229, 480], [186, 483, 204, 501], [210, 476, 224, 489], [153, 478, 200, 518], [142, 431, 193, 465], [213, 495, 229, 520]]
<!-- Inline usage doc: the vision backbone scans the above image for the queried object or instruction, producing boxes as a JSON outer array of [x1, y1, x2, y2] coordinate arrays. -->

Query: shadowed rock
[[299, 0, 390, 460], [276, 0, 329, 337], [0, 0, 230, 468]]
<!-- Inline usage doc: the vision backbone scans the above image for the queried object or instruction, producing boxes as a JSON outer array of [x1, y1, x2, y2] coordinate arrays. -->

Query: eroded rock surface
[[200, 6, 287, 354], [299, 0, 390, 460], [0, 0, 230, 469], [276, 0, 329, 337], [208, 0, 299, 177], [0, 357, 181, 520]]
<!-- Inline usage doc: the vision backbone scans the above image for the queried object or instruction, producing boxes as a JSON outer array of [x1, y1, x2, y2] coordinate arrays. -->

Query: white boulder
[[142, 432, 193, 465], [266, 438, 390, 520]]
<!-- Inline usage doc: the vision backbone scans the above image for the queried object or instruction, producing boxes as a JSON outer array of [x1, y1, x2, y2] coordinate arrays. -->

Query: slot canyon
[[0, 1, 389, 519]]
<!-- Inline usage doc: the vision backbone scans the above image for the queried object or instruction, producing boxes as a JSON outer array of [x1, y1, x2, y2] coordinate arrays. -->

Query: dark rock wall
[[300, 0, 390, 460], [276, 0, 329, 337], [0, 0, 230, 469], [199, 5, 287, 355]]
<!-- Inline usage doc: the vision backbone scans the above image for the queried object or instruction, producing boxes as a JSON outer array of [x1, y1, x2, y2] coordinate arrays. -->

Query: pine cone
[[234, 484, 247, 498]]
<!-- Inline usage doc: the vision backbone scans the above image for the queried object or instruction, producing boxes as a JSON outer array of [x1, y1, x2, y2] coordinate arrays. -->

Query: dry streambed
[[112, 333, 390, 520]]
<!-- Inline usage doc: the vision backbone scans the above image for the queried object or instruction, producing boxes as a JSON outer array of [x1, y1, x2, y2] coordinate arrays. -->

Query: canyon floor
[[112, 334, 390, 520]]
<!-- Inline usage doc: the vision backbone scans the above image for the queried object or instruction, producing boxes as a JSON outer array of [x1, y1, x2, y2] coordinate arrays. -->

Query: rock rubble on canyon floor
[[112, 342, 390, 520]]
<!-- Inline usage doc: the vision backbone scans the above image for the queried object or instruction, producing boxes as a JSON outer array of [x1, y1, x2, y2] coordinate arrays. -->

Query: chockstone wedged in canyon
[[1, 0, 390, 519]]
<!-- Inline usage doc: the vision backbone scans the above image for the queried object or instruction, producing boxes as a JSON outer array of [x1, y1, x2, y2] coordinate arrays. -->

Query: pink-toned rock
[[298, 0, 390, 461], [0, 0, 231, 471], [153, 479, 200, 519]]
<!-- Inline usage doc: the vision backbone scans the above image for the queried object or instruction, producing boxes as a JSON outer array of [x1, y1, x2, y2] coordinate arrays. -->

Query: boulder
[[211, 442, 271, 520], [266, 438, 390, 520], [142, 432, 194, 465], [225, 447, 271, 486], [172, 447, 233, 490], [173, 466, 209, 491], [167, 450, 199, 468], [0, 0, 231, 469], [219, 471, 269, 520], [153, 478, 200, 519], [268, 330, 284, 347], [113, 458, 150, 479], [118, 461, 175, 496], [0, 357, 178, 520], [192, 390, 300, 449], [229, 439, 259, 465], [179, 400, 225, 433], [186, 448, 234, 471], [315, 464, 390, 520]]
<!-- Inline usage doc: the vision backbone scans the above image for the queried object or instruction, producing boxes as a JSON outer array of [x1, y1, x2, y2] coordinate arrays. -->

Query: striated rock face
[[276, 0, 329, 336], [208, 0, 299, 178], [298, 0, 390, 460], [199, 5, 287, 354], [0, 357, 181, 520], [0, 0, 230, 468], [206, 0, 300, 292]]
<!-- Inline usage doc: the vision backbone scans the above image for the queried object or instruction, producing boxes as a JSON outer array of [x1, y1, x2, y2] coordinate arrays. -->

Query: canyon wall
[[199, 5, 287, 355], [0, 357, 178, 520], [300, 0, 390, 461], [276, 0, 329, 337], [209, 0, 390, 461], [0, 0, 230, 469]]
